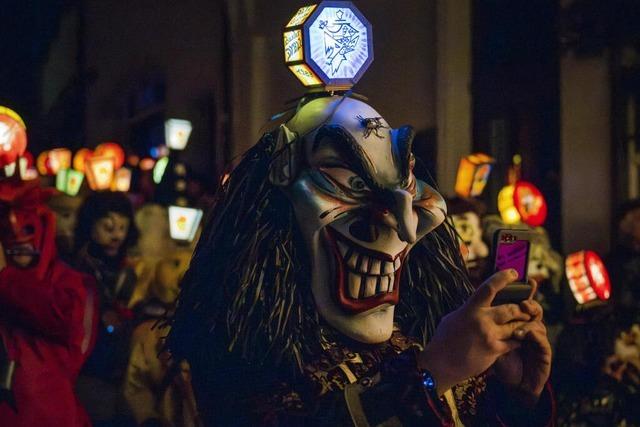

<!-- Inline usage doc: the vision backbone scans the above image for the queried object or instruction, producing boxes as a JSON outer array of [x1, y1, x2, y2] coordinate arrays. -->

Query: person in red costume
[[0, 178, 99, 427]]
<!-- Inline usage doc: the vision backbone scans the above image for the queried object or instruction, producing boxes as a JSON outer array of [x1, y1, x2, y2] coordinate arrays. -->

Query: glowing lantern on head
[[168, 206, 203, 242], [165, 119, 192, 151], [498, 181, 547, 227], [95, 142, 125, 169], [73, 148, 93, 172], [283, 2, 374, 91], [454, 153, 495, 198], [56, 169, 85, 197], [0, 106, 27, 167], [85, 156, 116, 191], [565, 251, 611, 304], [112, 168, 132, 192]]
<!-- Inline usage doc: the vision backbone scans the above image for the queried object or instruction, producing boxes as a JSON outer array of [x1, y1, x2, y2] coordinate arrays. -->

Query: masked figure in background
[[73, 191, 140, 425], [0, 179, 98, 426], [448, 197, 489, 287], [124, 249, 201, 427], [168, 95, 554, 426], [48, 193, 83, 263]]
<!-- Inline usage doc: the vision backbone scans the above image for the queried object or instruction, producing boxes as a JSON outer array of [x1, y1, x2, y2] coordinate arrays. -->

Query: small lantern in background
[[112, 168, 132, 192], [36, 151, 51, 175], [454, 153, 495, 198], [73, 148, 93, 172], [498, 181, 548, 227], [153, 156, 169, 184], [95, 142, 125, 169], [55, 169, 85, 197], [0, 106, 27, 167], [283, 1, 373, 91], [85, 156, 115, 191], [48, 148, 72, 174], [168, 206, 203, 242], [139, 157, 155, 171], [566, 251, 611, 304], [164, 119, 193, 151]]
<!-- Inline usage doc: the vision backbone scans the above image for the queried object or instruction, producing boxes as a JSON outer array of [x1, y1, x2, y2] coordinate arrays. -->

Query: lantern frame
[[565, 250, 611, 304], [85, 156, 116, 191]]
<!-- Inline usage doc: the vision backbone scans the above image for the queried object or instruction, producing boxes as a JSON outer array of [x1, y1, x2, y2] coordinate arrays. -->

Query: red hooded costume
[[0, 179, 99, 426]]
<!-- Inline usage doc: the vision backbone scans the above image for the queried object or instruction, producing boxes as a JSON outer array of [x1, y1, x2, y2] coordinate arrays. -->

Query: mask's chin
[[309, 227, 405, 344]]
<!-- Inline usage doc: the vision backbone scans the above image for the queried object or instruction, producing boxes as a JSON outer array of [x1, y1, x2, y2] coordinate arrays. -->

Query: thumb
[[467, 269, 518, 308]]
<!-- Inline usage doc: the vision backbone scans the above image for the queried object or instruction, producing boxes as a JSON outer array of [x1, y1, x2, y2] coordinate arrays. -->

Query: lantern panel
[[85, 156, 116, 191], [284, 30, 304, 63], [286, 4, 317, 28], [288, 64, 323, 87], [73, 148, 93, 172], [49, 148, 72, 174], [113, 168, 132, 192], [168, 206, 203, 242], [95, 142, 125, 169], [498, 185, 520, 224], [164, 119, 193, 151], [513, 181, 547, 227], [66, 170, 84, 196], [565, 251, 611, 304], [153, 156, 170, 184]]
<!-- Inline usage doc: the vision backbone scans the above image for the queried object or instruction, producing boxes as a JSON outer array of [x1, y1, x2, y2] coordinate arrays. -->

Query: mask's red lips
[[325, 227, 406, 313]]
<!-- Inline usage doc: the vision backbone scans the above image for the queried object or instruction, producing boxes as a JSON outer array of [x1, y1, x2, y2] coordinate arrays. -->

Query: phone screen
[[495, 237, 530, 282]]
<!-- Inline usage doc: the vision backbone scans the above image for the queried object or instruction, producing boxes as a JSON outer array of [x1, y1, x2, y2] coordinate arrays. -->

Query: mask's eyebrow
[[312, 124, 380, 190]]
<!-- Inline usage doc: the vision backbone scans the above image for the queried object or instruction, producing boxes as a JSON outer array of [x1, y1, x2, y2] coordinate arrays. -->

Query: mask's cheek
[[285, 173, 359, 238], [413, 180, 447, 240]]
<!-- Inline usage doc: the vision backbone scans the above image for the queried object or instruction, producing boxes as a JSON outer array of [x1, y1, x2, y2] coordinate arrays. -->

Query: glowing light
[[498, 181, 548, 227], [48, 148, 72, 174], [153, 156, 169, 184], [454, 153, 495, 198], [139, 158, 156, 171], [73, 148, 93, 172], [85, 156, 116, 191], [113, 168, 132, 192], [566, 251, 611, 304], [0, 106, 27, 167], [283, 1, 373, 90], [56, 169, 85, 196], [164, 119, 192, 150], [95, 142, 125, 169], [168, 206, 203, 242]]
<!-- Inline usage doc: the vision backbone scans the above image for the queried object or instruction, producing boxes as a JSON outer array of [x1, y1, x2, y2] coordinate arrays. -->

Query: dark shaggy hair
[[167, 130, 474, 378], [73, 191, 139, 257]]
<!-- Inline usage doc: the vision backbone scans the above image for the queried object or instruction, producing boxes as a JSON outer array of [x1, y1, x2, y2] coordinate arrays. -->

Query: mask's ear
[[269, 124, 300, 187]]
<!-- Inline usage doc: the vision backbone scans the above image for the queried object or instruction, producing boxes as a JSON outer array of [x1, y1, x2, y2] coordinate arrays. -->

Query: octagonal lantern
[[284, 1, 373, 91]]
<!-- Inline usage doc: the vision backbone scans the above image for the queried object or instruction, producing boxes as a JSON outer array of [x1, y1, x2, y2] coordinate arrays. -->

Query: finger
[[511, 320, 548, 342], [519, 299, 544, 322], [467, 269, 518, 308], [490, 303, 532, 324], [494, 339, 522, 354], [495, 320, 535, 341], [527, 278, 539, 300]]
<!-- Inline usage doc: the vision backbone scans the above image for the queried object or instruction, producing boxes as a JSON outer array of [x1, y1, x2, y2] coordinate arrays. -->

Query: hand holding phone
[[491, 229, 534, 305]]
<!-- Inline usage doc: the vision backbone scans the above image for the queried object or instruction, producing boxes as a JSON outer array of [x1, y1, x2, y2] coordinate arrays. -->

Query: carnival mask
[[271, 96, 446, 343], [451, 211, 488, 268], [91, 212, 130, 258]]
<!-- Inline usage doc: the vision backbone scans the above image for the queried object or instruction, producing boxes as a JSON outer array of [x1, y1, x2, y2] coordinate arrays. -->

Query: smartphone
[[491, 229, 534, 305]]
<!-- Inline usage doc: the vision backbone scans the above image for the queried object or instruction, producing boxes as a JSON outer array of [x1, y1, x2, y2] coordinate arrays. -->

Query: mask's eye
[[319, 167, 370, 194]]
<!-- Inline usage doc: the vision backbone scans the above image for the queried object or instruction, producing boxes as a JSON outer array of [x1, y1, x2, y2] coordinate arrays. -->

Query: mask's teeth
[[369, 259, 381, 275], [388, 274, 395, 292], [347, 253, 358, 270], [393, 257, 401, 270], [359, 255, 370, 274], [348, 272, 361, 299], [378, 276, 389, 293], [382, 260, 394, 275], [364, 275, 377, 297]]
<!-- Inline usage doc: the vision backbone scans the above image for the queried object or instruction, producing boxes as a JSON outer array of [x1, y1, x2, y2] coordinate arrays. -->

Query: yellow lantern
[[498, 181, 548, 227], [73, 148, 93, 172], [283, 2, 373, 91], [454, 153, 495, 198], [112, 168, 132, 192], [48, 148, 72, 174], [85, 156, 115, 191], [168, 206, 203, 242]]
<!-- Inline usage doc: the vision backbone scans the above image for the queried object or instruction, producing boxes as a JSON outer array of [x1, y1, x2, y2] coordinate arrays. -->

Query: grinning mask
[[0, 179, 57, 278], [270, 96, 447, 343]]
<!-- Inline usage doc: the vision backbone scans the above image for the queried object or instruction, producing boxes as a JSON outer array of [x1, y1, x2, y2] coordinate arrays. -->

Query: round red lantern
[[0, 106, 27, 167], [95, 142, 125, 169], [565, 250, 611, 304], [73, 148, 93, 173]]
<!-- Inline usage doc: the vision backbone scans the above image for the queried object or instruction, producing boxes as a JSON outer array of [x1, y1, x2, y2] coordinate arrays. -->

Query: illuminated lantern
[[36, 151, 50, 175], [48, 148, 72, 174], [168, 206, 203, 242], [112, 168, 132, 192], [454, 153, 495, 198], [139, 157, 156, 171], [283, 2, 373, 91], [55, 169, 84, 196], [165, 119, 192, 150], [153, 156, 169, 184], [0, 106, 27, 167], [3, 162, 16, 177], [565, 251, 611, 304], [85, 156, 116, 191], [95, 142, 125, 169], [73, 148, 93, 172], [498, 181, 547, 227], [127, 154, 140, 167]]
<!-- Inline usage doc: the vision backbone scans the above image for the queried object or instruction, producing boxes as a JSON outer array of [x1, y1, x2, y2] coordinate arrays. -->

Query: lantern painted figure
[[0, 179, 98, 426], [168, 95, 554, 425]]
